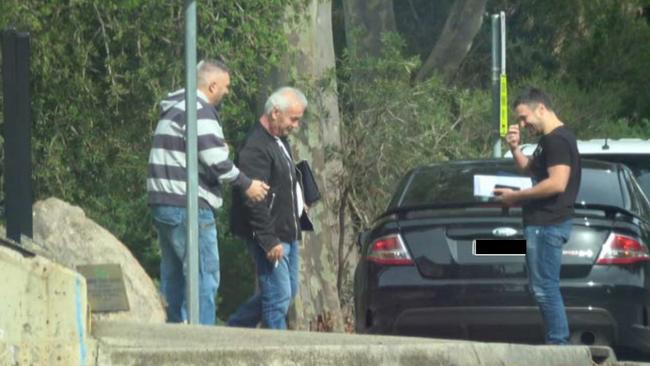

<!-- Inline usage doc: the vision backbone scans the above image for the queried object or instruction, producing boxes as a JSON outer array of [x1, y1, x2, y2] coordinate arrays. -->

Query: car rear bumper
[[625, 325, 650, 354], [355, 267, 650, 351], [360, 283, 650, 353], [385, 306, 616, 345]]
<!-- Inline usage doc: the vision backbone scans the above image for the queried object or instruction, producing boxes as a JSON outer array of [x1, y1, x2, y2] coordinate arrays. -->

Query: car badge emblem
[[492, 227, 518, 237]]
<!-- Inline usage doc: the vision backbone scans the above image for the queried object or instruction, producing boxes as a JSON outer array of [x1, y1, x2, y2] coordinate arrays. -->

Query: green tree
[[0, 0, 299, 319]]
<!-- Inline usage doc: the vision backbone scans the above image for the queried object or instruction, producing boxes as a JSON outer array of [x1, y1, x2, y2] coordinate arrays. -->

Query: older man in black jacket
[[228, 87, 308, 329]]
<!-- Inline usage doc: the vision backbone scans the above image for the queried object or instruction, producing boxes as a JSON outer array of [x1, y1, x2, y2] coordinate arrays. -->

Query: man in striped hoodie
[[147, 60, 268, 325]]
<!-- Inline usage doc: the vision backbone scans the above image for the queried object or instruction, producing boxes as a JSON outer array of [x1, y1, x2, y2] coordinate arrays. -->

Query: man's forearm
[[511, 146, 530, 174], [512, 177, 565, 202]]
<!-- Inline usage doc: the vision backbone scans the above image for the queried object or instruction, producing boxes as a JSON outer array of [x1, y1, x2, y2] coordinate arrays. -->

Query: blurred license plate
[[473, 239, 526, 256]]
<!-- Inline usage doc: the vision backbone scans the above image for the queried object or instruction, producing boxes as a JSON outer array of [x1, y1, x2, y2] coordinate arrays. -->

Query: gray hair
[[264, 87, 308, 115], [197, 59, 229, 88]]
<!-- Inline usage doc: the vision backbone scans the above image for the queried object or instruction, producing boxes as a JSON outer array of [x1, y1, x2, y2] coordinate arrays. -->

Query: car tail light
[[596, 233, 650, 265], [367, 234, 414, 265]]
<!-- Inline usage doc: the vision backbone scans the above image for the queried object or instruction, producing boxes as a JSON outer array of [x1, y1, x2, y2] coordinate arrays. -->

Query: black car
[[354, 159, 650, 354]]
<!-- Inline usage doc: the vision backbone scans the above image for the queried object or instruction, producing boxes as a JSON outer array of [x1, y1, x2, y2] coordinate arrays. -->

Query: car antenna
[[602, 137, 610, 150]]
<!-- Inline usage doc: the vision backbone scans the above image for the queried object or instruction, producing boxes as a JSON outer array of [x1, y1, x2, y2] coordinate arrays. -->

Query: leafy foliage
[[458, 0, 650, 125], [0, 0, 298, 319], [337, 34, 493, 227]]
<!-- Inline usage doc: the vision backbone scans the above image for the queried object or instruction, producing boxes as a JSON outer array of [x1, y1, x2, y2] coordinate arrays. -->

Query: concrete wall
[[0, 242, 94, 365]]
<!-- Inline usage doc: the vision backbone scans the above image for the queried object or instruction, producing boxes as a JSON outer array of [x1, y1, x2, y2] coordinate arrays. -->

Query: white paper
[[473, 175, 533, 198]]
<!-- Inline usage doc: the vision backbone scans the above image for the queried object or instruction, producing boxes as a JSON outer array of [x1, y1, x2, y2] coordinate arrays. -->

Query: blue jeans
[[525, 219, 572, 345], [227, 239, 299, 329], [151, 205, 220, 325]]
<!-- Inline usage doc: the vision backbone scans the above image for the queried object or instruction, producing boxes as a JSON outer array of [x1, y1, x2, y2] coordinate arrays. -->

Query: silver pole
[[184, 0, 199, 325], [491, 14, 501, 158], [500, 11, 506, 74]]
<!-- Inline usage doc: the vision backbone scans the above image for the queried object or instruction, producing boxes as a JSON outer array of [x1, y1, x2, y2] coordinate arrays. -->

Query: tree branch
[[415, 0, 488, 82], [93, 3, 117, 90]]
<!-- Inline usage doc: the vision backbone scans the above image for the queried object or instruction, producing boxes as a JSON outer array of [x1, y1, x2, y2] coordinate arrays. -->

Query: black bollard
[[2, 28, 33, 243]]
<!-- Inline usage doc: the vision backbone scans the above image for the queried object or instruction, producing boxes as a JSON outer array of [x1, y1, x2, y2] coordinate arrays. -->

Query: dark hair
[[197, 59, 230, 88], [512, 87, 554, 112]]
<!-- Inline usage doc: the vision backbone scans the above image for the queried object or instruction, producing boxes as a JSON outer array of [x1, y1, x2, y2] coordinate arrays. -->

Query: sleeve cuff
[[233, 172, 252, 190], [258, 235, 281, 252]]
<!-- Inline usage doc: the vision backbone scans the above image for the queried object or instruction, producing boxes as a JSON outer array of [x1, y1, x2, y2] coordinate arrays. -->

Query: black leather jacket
[[230, 122, 302, 251]]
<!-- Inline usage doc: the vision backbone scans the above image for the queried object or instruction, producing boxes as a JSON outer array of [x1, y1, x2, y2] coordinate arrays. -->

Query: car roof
[[507, 138, 650, 156]]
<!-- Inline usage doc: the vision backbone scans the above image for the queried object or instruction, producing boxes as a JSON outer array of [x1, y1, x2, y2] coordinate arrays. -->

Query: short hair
[[197, 59, 229, 88], [264, 87, 308, 115], [512, 87, 554, 112]]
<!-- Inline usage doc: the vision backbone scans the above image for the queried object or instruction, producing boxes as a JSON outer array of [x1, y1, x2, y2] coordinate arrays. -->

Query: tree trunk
[[415, 0, 487, 82], [270, 1, 346, 332], [343, 0, 396, 58]]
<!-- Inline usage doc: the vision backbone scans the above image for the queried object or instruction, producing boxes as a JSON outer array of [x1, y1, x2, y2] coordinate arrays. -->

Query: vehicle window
[[397, 163, 627, 210], [636, 173, 650, 198], [581, 154, 650, 198], [623, 168, 650, 218], [387, 173, 415, 209], [398, 163, 521, 207], [574, 168, 626, 208], [619, 167, 638, 214]]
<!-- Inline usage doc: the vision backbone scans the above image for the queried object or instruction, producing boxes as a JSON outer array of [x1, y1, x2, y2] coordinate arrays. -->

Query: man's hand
[[245, 180, 269, 202], [267, 243, 283, 263], [505, 124, 521, 150], [493, 188, 519, 207]]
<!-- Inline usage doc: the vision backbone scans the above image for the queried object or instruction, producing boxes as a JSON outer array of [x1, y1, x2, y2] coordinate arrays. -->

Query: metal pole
[[491, 14, 501, 158], [499, 12, 508, 156], [184, 0, 200, 325], [500, 11, 506, 74]]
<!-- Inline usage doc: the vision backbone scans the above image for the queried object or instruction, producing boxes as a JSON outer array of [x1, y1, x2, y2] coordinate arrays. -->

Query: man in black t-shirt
[[494, 87, 581, 345]]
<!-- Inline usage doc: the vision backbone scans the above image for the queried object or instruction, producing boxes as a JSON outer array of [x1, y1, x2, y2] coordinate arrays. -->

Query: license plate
[[473, 239, 526, 256]]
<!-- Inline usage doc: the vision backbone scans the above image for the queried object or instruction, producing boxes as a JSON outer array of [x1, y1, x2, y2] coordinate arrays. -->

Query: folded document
[[473, 174, 533, 198]]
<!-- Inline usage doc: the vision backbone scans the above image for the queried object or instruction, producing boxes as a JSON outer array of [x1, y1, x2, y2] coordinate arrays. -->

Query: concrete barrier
[[0, 240, 94, 365], [94, 321, 596, 366]]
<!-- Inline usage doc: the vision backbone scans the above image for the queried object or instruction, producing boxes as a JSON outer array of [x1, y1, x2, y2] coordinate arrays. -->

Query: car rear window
[[581, 154, 650, 199], [395, 161, 626, 210]]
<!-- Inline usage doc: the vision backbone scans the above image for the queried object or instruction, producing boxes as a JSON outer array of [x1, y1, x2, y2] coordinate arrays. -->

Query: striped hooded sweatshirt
[[147, 89, 252, 209]]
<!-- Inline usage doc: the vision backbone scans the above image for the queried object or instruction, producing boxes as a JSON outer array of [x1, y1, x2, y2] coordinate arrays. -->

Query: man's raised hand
[[506, 124, 521, 149]]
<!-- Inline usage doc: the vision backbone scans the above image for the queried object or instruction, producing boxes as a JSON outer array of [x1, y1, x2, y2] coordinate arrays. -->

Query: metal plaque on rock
[[76, 263, 129, 312]]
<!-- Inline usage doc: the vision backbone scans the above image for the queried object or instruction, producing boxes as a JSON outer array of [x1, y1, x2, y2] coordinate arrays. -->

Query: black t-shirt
[[523, 126, 581, 226]]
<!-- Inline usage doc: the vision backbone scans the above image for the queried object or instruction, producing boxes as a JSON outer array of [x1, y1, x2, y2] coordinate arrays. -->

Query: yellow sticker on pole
[[500, 74, 508, 137]]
